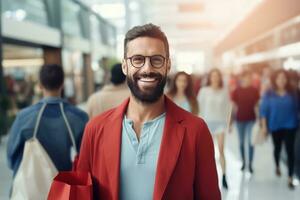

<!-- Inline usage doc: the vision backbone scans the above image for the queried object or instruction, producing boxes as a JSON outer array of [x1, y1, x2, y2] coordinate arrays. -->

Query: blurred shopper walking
[[167, 71, 199, 115], [232, 71, 260, 173], [197, 68, 231, 189], [260, 66, 273, 96], [289, 70, 300, 180], [260, 69, 299, 189], [77, 23, 221, 200], [7, 64, 89, 196], [86, 63, 130, 118]]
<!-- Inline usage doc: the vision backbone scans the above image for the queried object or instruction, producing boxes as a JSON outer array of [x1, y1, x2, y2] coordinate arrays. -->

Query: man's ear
[[122, 59, 127, 75], [166, 58, 171, 74]]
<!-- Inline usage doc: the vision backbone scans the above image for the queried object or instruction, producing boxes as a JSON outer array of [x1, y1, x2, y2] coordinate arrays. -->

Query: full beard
[[127, 72, 167, 104]]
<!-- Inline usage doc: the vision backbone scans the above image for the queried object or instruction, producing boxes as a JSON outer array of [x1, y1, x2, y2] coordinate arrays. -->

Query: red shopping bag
[[47, 171, 93, 200]]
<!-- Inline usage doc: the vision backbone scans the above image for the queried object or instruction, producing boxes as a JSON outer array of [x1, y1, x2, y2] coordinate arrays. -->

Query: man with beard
[[77, 23, 221, 200]]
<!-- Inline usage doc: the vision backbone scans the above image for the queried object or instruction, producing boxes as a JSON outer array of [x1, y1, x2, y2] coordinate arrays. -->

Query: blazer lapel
[[153, 97, 185, 200], [103, 98, 129, 200]]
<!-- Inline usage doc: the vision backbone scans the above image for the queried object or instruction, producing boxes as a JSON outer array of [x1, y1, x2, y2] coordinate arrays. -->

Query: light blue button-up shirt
[[120, 113, 166, 200]]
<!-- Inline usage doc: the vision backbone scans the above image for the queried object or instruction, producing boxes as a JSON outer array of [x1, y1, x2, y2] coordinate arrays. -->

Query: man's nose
[[141, 57, 153, 72]]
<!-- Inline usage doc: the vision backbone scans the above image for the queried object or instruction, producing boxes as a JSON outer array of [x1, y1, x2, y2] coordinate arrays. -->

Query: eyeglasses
[[126, 55, 166, 69]]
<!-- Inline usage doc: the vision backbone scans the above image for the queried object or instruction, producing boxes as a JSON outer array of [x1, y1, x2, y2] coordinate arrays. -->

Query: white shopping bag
[[11, 138, 58, 200]]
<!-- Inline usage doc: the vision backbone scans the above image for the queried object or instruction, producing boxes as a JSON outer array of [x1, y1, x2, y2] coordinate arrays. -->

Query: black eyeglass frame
[[125, 55, 167, 69]]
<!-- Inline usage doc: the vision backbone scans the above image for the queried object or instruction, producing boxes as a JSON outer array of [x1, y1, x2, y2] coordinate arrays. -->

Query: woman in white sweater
[[198, 68, 231, 189]]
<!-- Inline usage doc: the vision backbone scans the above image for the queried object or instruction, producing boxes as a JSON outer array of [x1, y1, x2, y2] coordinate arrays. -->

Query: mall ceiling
[[83, 0, 262, 51]]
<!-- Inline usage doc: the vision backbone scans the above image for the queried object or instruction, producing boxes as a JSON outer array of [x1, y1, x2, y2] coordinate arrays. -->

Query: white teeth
[[139, 78, 156, 82]]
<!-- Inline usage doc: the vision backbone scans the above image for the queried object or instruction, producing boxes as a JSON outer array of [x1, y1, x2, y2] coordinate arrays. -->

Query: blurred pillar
[[0, 0, 4, 95], [83, 54, 94, 101], [44, 0, 63, 66], [0, 0, 8, 138], [43, 47, 62, 66]]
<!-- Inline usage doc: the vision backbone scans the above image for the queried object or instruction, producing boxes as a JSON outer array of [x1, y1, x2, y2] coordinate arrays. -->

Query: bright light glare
[[129, 1, 139, 11], [3, 9, 27, 21], [92, 61, 100, 71], [92, 3, 125, 19], [283, 57, 300, 70], [176, 52, 205, 74]]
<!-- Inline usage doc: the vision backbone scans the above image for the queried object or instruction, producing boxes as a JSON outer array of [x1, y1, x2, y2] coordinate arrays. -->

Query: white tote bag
[[11, 103, 77, 200], [251, 120, 267, 145]]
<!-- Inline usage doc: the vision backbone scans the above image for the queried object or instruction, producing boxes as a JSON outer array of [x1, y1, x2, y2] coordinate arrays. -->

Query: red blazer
[[77, 97, 221, 200]]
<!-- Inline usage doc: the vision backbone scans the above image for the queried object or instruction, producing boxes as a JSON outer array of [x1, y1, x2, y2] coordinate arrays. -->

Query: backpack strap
[[33, 103, 47, 139], [59, 102, 78, 154]]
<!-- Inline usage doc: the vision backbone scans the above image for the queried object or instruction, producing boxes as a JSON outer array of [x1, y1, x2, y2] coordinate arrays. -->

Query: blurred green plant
[[99, 57, 120, 85], [0, 94, 12, 137], [0, 74, 14, 139], [100, 56, 119, 70], [106, 57, 119, 70]]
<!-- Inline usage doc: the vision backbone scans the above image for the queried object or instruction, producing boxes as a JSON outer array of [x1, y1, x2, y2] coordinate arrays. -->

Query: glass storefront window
[[107, 25, 116, 47], [62, 0, 82, 37], [2, 0, 48, 25], [99, 20, 116, 47], [99, 20, 109, 45], [90, 15, 102, 45], [62, 50, 84, 104], [3, 44, 44, 111]]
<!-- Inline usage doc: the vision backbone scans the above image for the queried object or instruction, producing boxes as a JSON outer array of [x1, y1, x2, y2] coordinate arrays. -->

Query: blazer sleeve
[[76, 113, 89, 152], [77, 122, 94, 172], [194, 121, 221, 200]]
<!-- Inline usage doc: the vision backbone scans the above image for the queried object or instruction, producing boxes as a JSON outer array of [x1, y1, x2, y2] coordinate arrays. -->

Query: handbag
[[251, 120, 267, 145], [11, 102, 77, 200]]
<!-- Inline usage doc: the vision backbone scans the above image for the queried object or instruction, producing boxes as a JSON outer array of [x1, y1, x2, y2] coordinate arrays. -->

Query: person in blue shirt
[[7, 64, 89, 177], [260, 69, 298, 189]]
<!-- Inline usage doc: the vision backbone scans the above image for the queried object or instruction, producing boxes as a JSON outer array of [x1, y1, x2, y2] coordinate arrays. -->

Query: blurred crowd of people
[[166, 66, 300, 190]]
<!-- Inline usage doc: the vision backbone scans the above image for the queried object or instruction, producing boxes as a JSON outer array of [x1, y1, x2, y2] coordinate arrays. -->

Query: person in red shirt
[[77, 23, 221, 200], [232, 70, 260, 173]]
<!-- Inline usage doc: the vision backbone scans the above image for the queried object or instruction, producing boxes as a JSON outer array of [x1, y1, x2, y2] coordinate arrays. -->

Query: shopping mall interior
[[0, 0, 300, 199]]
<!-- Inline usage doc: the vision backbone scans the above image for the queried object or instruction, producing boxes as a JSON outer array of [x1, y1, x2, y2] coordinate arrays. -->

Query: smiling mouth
[[138, 77, 158, 82], [136, 77, 159, 88]]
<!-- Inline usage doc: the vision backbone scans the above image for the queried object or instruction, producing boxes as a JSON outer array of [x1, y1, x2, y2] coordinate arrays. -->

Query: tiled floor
[[0, 127, 299, 199], [220, 128, 300, 200]]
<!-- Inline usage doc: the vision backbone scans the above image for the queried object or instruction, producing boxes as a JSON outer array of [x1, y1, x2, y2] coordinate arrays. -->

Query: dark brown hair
[[39, 64, 64, 90], [124, 23, 169, 58], [167, 71, 199, 115], [207, 68, 223, 88], [271, 69, 292, 93]]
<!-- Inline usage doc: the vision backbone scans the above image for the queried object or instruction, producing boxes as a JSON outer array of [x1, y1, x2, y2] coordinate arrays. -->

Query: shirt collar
[[124, 112, 166, 126], [40, 96, 67, 104]]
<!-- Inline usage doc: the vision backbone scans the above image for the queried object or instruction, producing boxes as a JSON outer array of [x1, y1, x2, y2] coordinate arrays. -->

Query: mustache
[[134, 72, 163, 80]]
